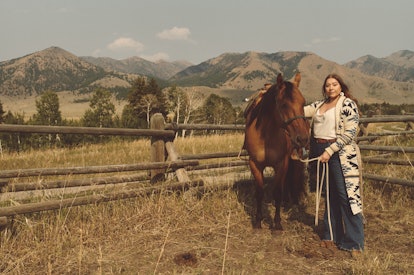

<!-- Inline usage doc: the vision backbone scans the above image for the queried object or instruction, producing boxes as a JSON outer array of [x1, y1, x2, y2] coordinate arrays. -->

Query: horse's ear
[[276, 73, 283, 85], [293, 72, 301, 87]]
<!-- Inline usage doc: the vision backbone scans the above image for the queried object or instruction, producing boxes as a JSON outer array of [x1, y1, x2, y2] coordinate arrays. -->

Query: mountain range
[[1, 46, 414, 118]]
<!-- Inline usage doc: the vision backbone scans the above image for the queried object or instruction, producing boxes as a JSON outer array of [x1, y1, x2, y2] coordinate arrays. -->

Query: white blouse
[[313, 107, 336, 139]]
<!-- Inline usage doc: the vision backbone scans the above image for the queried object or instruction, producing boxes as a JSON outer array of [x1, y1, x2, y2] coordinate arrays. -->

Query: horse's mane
[[246, 81, 294, 128]]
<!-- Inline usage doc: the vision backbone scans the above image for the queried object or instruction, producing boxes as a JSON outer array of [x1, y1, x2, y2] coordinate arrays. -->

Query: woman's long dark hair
[[322, 73, 359, 105]]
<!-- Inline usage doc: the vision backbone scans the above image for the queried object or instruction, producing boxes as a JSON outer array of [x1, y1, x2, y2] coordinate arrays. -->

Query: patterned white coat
[[304, 94, 363, 215]]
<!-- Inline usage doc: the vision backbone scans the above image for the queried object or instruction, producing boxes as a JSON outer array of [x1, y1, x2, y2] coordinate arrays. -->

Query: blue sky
[[1, 0, 413, 65]]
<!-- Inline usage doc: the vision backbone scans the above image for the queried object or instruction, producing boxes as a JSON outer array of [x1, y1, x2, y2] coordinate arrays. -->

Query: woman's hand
[[319, 151, 331, 163]]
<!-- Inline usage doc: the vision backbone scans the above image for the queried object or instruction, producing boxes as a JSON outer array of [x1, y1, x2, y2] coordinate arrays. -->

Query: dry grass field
[[0, 92, 127, 120], [0, 132, 413, 274]]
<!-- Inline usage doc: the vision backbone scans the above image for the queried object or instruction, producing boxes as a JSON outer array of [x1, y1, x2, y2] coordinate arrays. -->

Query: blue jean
[[310, 138, 364, 251]]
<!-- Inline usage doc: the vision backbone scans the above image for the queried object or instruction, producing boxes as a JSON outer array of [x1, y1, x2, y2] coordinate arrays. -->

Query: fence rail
[[0, 124, 175, 137], [163, 115, 414, 131], [1, 115, 413, 134], [359, 145, 414, 153], [0, 160, 198, 179]]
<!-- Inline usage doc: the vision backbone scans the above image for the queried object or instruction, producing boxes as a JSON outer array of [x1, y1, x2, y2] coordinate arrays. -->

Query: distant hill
[[0, 47, 105, 96], [169, 51, 414, 104], [344, 50, 414, 82], [81, 56, 192, 80]]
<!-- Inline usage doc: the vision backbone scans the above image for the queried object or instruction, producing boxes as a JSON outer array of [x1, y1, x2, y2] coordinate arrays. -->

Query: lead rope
[[301, 157, 333, 242]]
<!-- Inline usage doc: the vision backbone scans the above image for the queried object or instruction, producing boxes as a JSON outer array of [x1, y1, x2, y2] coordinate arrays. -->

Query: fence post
[[150, 113, 166, 183]]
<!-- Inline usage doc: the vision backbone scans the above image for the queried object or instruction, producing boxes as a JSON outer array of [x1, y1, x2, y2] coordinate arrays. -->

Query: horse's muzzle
[[291, 147, 309, 160]]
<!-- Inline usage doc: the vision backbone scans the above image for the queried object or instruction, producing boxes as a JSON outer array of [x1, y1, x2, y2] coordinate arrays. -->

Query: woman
[[304, 73, 364, 255]]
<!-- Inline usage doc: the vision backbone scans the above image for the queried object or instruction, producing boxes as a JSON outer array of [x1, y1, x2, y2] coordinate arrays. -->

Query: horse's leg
[[289, 159, 306, 207], [249, 159, 264, 229], [272, 158, 289, 231], [272, 182, 284, 231]]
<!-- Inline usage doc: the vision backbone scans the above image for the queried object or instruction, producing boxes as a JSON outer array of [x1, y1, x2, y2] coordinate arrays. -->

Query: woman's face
[[324, 77, 341, 100]]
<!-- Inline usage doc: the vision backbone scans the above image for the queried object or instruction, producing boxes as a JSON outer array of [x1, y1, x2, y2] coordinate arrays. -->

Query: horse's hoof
[[252, 221, 262, 229], [271, 223, 283, 231]]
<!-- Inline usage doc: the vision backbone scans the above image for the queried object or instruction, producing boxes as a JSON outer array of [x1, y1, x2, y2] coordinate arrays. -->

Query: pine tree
[[123, 76, 167, 128], [34, 90, 62, 126], [203, 94, 236, 125], [82, 88, 115, 128]]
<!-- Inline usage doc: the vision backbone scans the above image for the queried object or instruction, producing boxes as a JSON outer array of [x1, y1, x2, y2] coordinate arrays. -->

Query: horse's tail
[[237, 139, 249, 160]]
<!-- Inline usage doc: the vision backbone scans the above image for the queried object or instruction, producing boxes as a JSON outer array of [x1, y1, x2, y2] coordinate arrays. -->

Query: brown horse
[[244, 72, 309, 230]]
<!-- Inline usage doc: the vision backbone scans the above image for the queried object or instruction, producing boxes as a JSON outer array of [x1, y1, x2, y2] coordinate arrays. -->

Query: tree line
[[0, 76, 244, 152]]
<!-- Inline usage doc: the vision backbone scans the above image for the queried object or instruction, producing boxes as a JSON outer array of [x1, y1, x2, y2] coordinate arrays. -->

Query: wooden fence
[[0, 114, 413, 223]]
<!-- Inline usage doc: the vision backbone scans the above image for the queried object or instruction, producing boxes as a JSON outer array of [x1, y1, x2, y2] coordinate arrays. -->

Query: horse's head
[[272, 73, 310, 151]]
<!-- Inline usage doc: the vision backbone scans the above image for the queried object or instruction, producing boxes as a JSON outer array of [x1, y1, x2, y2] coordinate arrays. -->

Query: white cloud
[[311, 38, 323, 45], [107, 37, 144, 52], [141, 52, 170, 62], [56, 7, 71, 13], [306, 36, 341, 47], [327, 37, 341, 42], [157, 26, 191, 41], [92, 48, 102, 57]]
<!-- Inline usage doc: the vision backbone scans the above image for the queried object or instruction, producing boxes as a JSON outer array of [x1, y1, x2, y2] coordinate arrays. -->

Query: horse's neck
[[256, 117, 286, 138]]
